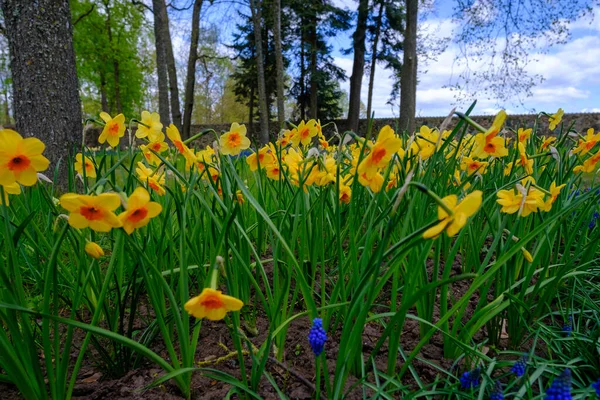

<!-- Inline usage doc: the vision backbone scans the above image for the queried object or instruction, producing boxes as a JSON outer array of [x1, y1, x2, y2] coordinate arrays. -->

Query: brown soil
[[0, 252, 501, 399]]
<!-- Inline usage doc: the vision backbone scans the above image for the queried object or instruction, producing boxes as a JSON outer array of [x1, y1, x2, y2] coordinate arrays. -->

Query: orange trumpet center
[[201, 294, 224, 309], [8, 155, 31, 172], [371, 147, 387, 164], [227, 133, 241, 147], [108, 122, 120, 136], [80, 206, 105, 221], [128, 207, 148, 223]]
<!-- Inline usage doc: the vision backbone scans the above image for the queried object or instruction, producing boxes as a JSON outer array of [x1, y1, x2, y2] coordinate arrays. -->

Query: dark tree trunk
[[182, 0, 203, 138], [1, 0, 82, 186], [308, 23, 318, 119], [273, 0, 285, 128], [249, 85, 254, 135], [250, 0, 270, 144], [300, 25, 306, 121], [152, 0, 170, 125], [3, 91, 9, 125], [156, 0, 182, 130], [399, 0, 417, 134], [100, 70, 109, 112], [366, 0, 384, 132], [347, 0, 369, 133]]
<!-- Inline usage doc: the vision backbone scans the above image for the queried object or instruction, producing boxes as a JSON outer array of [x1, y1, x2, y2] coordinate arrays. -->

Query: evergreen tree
[[231, 0, 291, 127], [288, 0, 350, 120]]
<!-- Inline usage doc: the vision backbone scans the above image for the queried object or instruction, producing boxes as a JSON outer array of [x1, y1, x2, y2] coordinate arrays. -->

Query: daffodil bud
[[85, 242, 104, 259]]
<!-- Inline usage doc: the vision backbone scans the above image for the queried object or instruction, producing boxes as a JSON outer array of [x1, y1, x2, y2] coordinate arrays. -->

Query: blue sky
[[169, 0, 600, 118]]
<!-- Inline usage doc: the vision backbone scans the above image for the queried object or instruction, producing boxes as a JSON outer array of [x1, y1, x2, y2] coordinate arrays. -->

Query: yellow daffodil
[[0, 129, 50, 186], [573, 128, 600, 156], [59, 193, 122, 232], [574, 151, 600, 173], [515, 142, 534, 175], [165, 124, 189, 155], [540, 181, 566, 212], [291, 120, 318, 147], [518, 128, 532, 143], [496, 189, 523, 215], [339, 182, 352, 204], [98, 112, 126, 148], [473, 110, 509, 158], [118, 187, 162, 234], [74, 153, 96, 178], [135, 111, 163, 141], [140, 132, 169, 165], [219, 123, 251, 156], [247, 144, 276, 171], [136, 162, 166, 196], [423, 190, 482, 239], [539, 136, 556, 151], [460, 156, 488, 176], [548, 108, 564, 130], [184, 288, 244, 320], [358, 126, 402, 178], [85, 242, 104, 259], [358, 171, 384, 193]]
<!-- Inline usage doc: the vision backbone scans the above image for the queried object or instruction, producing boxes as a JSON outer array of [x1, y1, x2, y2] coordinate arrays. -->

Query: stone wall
[[79, 112, 600, 147]]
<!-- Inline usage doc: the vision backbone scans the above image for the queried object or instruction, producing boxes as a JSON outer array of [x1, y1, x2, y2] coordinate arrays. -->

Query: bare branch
[[73, 4, 95, 26], [132, 0, 154, 13], [167, 0, 194, 11]]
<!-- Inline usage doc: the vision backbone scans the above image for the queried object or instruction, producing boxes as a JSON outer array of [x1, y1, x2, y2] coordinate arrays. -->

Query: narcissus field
[[1, 105, 600, 399]]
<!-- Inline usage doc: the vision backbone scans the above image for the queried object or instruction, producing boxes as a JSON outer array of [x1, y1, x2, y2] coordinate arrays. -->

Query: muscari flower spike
[[562, 316, 573, 336], [511, 353, 528, 377], [545, 369, 572, 400], [593, 378, 600, 397], [308, 318, 327, 357], [490, 380, 504, 400], [460, 368, 481, 389]]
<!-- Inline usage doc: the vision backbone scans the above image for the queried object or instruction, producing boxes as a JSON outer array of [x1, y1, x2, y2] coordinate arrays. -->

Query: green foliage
[[71, 0, 152, 118]]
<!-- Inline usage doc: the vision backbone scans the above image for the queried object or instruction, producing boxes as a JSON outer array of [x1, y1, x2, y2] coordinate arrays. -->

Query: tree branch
[[167, 0, 194, 11], [73, 4, 95, 26], [131, 0, 154, 13]]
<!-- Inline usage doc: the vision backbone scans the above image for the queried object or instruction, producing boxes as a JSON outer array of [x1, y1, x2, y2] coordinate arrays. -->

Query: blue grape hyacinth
[[511, 353, 528, 377], [593, 378, 600, 397], [562, 316, 573, 336], [545, 369, 572, 400], [308, 318, 327, 356], [460, 368, 481, 389], [490, 381, 504, 400]]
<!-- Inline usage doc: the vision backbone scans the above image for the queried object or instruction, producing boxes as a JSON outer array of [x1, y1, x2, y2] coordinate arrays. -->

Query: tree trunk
[[366, 0, 384, 132], [300, 25, 306, 121], [1, 0, 82, 186], [308, 22, 318, 119], [249, 0, 270, 144], [182, 0, 203, 138], [399, 0, 417, 134], [3, 90, 10, 125], [100, 70, 109, 112], [249, 85, 254, 135], [155, 0, 182, 130], [347, 0, 369, 133], [273, 0, 285, 128], [152, 0, 170, 125]]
